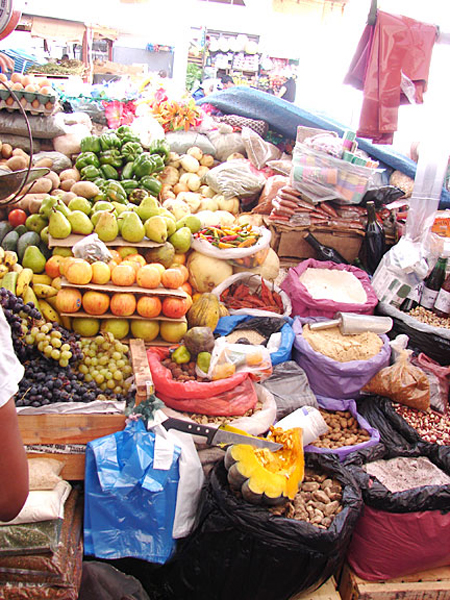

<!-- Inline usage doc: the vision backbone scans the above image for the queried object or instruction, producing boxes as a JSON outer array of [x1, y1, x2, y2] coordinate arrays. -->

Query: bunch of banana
[[0, 249, 24, 295]]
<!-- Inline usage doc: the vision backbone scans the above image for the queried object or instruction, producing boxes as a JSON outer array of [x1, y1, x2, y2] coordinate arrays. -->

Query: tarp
[[199, 87, 450, 209]]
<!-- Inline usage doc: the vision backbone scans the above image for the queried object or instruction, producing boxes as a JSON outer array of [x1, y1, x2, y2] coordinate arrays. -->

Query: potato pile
[[270, 469, 343, 529], [311, 409, 371, 449]]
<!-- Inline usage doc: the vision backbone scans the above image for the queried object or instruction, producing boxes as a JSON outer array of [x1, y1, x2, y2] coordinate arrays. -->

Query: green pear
[[163, 216, 176, 237], [136, 196, 160, 221], [158, 207, 177, 222], [68, 196, 92, 215], [144, 215, 168, 244], [68, 210, 94, 235], [55, 198, 71, 218], [39, 195, 58, 218], [48, 210, 72, 239], [112, 201, 131, 216], [92, 201, 115, 213], [40, 226, 49, 245], [22, 245, 46, 274], [169, 226, 192, 253], [94, 211, 119, 243], [117, 211, 136, 234], [26, 214, 48, 234], [52, 247, 73, 257], [176, 215, 202, 233], [121, 212, 145, 243]]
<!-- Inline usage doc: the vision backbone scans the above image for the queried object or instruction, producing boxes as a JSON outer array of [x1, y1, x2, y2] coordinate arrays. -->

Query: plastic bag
[[205, 158, 266, 200], [166, 130, 216, 156], [276, 405, 329, 446], [206, 337, 273, 383], [206, 123, 246, 161], [0, 111, 66, 139], [0, 519, 62, 557], [293, 317, 391, 399], [147, 347, 258, 416], [255, 174, 289, 214], [73, 233, 113, 263], [78, 562, 151, 600], [192, 227, 271, 268], [241, 126, 281, 170], [363, 349, 430, 411], [344, 443, 450, 580], [163, 453, 362, 600], [0, 480, 71, 526], [411, 353, 450, 413], [212, 271, 290, 317], [31, 151, 72, 173], [305, 396, 380, 460], [84, 420, 180, 563], [28, 457, 64, 490], [215, 315, 295, 366], [262, 360, 318, 420], [281, 259, 379, 318]]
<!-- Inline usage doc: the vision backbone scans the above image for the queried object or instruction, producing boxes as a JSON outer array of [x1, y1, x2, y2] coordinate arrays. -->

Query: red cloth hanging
[[345, 11, 437, 144]]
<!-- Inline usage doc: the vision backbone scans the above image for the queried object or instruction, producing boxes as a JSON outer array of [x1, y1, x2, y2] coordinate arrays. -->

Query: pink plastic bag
[[280, 259, 378, 318]]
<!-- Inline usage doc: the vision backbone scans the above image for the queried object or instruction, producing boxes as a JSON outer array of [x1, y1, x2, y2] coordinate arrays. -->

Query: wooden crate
[[339, 563, 450, 600], [291, 578, 341, 600]]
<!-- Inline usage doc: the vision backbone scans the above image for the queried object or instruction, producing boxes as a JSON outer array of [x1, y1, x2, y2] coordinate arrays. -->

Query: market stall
[[0, 22, 449, 598]]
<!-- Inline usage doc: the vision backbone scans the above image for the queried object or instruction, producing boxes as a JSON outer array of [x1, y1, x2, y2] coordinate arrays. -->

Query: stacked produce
[[0, 73, 56, 114]]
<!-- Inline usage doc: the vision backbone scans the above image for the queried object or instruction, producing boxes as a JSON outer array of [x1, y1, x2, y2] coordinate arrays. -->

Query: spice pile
[[364, 456, 450, 493], [310, 409, 371, 449], [220, 279, 283, 313], [302, 325, 383, 362]]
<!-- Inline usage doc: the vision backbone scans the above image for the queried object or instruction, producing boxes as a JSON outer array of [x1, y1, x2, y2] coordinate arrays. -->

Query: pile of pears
[[35, 193, 201, 253]]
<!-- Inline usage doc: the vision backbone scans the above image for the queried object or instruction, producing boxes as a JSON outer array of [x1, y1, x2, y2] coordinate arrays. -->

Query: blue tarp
[[199, 87, 450, 209]]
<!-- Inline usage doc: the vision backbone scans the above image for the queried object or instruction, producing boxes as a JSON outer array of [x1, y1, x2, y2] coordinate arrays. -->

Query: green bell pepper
[[117, 125, 140, 144], [93, 177, 107, 191], [99, 149, 123, 168], [129, 188, 148, 205], [132, 153, 155, 179], [148, 139, 171, 164], [92, 192, 107, 203], [100, 164, 120, 180], [139, 176, 162, 197], [104, 180, 127, 203], [80, 165, 102, 181], [120, 161, 135, 180], [75, 152, 100, 171], [149, 153, 165, 173], [121, 141, 143, 163], [80, 135, 101, 154], [100, 132, 121, 151], [121, 179, 140, 195]]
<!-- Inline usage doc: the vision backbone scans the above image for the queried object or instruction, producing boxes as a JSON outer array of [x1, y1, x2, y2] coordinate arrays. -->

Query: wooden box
[[338, 562, 450, 600]]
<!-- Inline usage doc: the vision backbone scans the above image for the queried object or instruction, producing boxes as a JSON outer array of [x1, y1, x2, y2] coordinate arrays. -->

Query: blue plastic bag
[[84, 419, 180, 564], [214, 315, 295, 366]]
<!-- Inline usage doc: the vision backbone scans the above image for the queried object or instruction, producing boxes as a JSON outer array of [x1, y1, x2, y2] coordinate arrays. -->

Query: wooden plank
[[18, 413, 126, 445], [339, 563, 450, 600], [61, 280, 187, 298], [48, 234, 163, 248], [129, 338, 154, 404], [26, 452, 86, 481], [65, 311, 187, 322], [290, 578, 340, 600]]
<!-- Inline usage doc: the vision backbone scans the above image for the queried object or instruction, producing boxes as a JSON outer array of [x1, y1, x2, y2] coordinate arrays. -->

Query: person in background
[[0, 306, 29, 522], [220, 74, 235, 90], [276, 75, 296, 103]]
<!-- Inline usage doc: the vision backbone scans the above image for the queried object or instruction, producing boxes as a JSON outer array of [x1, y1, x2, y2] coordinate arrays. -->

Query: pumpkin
[[218, 302, 230, 317], [187, 293, 220, 330], [224, 427, 304, 505]]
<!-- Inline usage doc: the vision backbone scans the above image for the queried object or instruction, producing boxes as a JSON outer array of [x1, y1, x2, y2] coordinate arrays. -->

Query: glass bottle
[[433, 272, 450, 318], [304, 232, 348, 264], [364, 201, 386, 274], [420, 257, 448, 310], [400, 281, 424, 312]]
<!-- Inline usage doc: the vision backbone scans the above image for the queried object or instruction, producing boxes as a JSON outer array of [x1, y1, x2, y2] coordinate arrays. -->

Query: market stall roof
[[23, 15, 119, 43]]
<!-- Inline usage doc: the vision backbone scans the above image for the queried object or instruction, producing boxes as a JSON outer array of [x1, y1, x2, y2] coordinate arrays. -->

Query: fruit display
[[0, 73, 57, 115]]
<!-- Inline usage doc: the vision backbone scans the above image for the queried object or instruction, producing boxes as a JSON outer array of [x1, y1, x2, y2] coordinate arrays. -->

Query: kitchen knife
[[162, 417, 282, 451]]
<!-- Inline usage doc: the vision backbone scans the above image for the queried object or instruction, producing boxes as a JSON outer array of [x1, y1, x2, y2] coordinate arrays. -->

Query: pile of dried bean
[[408, 306, 450, 329], [181, 401, 263, 427], [270, 469, 343, 529], [393, 403, 450, 445], [310, 409, 371, 449]]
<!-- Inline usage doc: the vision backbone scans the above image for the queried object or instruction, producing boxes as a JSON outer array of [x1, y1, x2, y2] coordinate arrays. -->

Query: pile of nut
[[393, 403, 450, 445], [161, 358, 203, 382], [270, 469, 343, 529], [310, 409, 371, 449], [181, 401, 263, 427], [408, 306, 450, 329]]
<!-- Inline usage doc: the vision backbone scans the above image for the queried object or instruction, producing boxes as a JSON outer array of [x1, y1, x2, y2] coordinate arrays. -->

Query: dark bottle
[[364, 201, 386, 274], [433, 271, 450, 317], [304, 232, 348, 264], [400, 281, 424, 312], [420, 257, 448, 310]]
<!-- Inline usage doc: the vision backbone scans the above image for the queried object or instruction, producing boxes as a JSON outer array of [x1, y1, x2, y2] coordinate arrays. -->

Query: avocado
[[17, 231, 41, 262], [14, 224, 28, 237], [0, 221, 13, 245], [1, 230, 19, 252]]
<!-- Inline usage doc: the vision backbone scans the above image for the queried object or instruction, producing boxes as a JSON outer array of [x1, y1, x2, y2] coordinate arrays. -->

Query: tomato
[[8, 209, 27, 227]]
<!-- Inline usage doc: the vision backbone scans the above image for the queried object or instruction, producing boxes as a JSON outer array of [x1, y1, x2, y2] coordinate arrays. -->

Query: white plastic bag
[[241, 126, 281, 170], [0, 480, 72, 526], [192, 226, 271, 266], [276, 406, 329, 446], [206, 123, 246, 161], [206, 336, 273, 382], [73, 233, 113, 263], [205, 158, 266, 199]]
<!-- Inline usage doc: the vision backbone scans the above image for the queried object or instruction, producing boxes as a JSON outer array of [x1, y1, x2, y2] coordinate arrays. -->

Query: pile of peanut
[[393, 403, 450, 445], [311, 409, 371, 449], [270, 469, 343, 529], [181, 401, 263, 427], [408, 306, 450, 329]]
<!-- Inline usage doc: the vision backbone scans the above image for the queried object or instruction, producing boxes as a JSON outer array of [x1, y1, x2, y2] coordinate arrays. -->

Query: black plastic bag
[[163, 454, 362, 600], [78, 561, 151, 600], [343, 442, 450, 513], [233, 317, 286, 338], [356, 395, 419, 449], [262, 360, 318, 420]]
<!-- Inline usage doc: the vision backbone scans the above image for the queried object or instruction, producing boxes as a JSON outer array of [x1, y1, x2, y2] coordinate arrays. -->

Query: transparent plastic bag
[[206, 123, 246, 161], [73, 233, 113, 263], [0, 519, 62, 557], [206, 337, 273, 382], [276, 405, 329, 446], [205, 158, 266, 199], [241, 126, 281, 170], [411, 353, 450, 414], [363, 349, 430, 411]]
